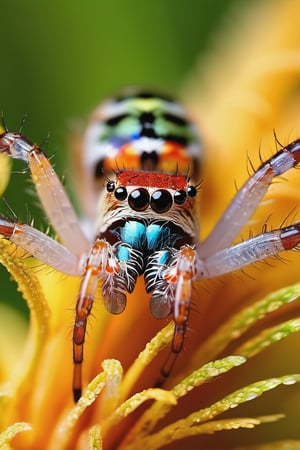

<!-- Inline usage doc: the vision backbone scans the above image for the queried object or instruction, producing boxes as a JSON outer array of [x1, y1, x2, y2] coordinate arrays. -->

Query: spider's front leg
[[72, 239, 120, 402], [0, 131, 89, 255], [195, 138, 300, 279], [199, 138, 300, 258], [198, 223, 300, 279], [72, 239, 142, 401], [163, 246, 197, 354], [0, 215, 82, 275]]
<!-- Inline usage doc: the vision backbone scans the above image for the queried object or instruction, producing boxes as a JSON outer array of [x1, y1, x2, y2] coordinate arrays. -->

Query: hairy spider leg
[[0, 215, 82, 274], [199, 139, 300, 258], [73, 239, 122, 401], [0, 131, 89, 255], [73, 236, 144, 401], [159, 245, 197, 380], [166, 246, 197, 352], [195, 139, 300, 278], [198, 223, 300, 278]]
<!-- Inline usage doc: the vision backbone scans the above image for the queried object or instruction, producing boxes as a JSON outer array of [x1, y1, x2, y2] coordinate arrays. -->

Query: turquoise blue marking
[[157, 250, 170, 265], [120, 221, 146, 248], [146, 224, 171, 250], [117, 245, 130, 261], [119, 220, 174, 252], [146, 224, 162, 250]]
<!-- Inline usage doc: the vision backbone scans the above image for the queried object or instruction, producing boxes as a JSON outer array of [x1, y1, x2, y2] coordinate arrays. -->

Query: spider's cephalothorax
[[1, 89, 300, 402], [81, 89, 202, 219]]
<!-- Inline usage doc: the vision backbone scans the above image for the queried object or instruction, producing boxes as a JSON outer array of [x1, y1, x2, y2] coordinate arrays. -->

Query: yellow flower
[[1, 1, 300, 449]]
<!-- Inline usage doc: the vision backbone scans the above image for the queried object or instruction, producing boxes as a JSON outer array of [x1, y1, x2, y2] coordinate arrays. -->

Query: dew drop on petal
[[282, 376, 298, 385], [245, 392, 258, 401]]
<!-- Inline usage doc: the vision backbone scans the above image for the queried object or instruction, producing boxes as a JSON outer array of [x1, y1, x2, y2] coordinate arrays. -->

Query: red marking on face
[[116, 170, 188, 190]]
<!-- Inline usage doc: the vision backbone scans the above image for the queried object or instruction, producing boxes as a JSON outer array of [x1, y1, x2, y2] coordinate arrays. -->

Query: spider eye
[[114, 186, 128, 200], [187, 185, 197, 197], [174, 189, 187, 205], [106, 180, 115, 192], [150, 189, 173, 213], [128, 188, 150, 211]]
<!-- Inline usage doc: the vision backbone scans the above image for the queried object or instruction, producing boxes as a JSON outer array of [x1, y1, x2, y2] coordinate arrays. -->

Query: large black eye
[[187, 185, 197, 197], [115, 186, 128, 200], [174, 189, 187, 205], [150, 189, 173, 213], [128, 188, 150, 211], [106, 180, 115, 192]]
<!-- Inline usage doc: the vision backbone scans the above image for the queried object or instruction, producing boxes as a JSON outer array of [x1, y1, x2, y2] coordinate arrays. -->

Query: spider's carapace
[[1, 89, 300, 402]]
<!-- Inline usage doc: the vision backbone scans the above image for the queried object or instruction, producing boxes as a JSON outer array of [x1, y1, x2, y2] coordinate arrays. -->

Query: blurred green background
[[0, 0, 238, 314]]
